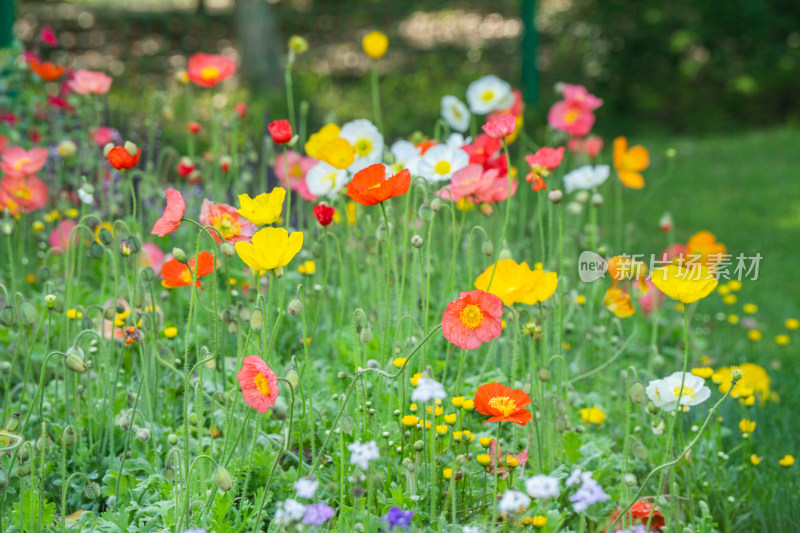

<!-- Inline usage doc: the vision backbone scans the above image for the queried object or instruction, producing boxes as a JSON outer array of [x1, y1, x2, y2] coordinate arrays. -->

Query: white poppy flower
[[340, 119, 384, 172], [646, 372, 711, 411], [305, 161, 349, 198], [441, 95, 471, 132], [389, 140, 421, 175], [563, 165, 610, 194], [417, 144, 469, 182], [466, 75, 512, 115]]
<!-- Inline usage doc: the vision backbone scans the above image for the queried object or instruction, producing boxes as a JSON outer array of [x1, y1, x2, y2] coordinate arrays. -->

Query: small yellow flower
[[455, 198, 475, 212], [580, 406, 606, 426], [785, 318, 800, 330], [426, 405, 443, 416], [288, 35, 309, 55], [452, 431, 463, 441], [740, 395, 755, 407], [435, 424, 448, 435], [401, 415, 418, 427], [163, 327, 178, 338], [362, 31, 388, 59], [443, 468, 453, 479], [750, 454, 761, 466], [479, 437, 493, 448], [747, 329, 762, 342], [462, 430, 474, 442], [418, 420, 432, 429], [66, 308, 83, 320], [699, 354, 713, 365], [506, 456, 519, 468], [410, 373, 421, 386], [409, 403, 418, 412], [775, 334, 790, 346], [501, 319, 507, 330], [691, 367, 714, 378], [727, 280, 742, 291], [575, 294, 587, 305], [444, 413, 457, 425], [722, 294, 737, 305], [462, 399, 474, 411], [392, 357, 407, 368], [451, 396, 464, 408], [298, 260, 316, 275], [229, 277, 237, 286], [743, 303, 758, 314], [346, 200, 357, 226], [739, 419, 756, 434], [66, 208, 79, 218], [727, 314, 740, 324], [25, 273, 36, 284], [32, 221, 45, 233], [779, 454, 795, 467], [717, 285, 731, 296], [476, 454, 491, 466], [236, 187, 286, 226], [532, 515, 548, 528]]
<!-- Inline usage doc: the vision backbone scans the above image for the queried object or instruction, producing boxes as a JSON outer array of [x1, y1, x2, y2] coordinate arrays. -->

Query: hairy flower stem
[[379, 202, 393, 364], [485, 140, 514, 292]]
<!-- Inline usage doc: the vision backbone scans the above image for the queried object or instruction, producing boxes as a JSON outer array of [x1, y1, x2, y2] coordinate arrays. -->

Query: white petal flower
[[525, 474, 561, 499], [653, 372, 711, 411], [498, 490, 531, 513], [305, 161, 349, 198], [466, 75, 512, 115], [274, 498, 306, 524], [293, 477, 319, 499], [441, 95, 471, 132], [340, 119, 384, 172], [563, 165, 610, 194], [348, 440, 380, 470], [410, 378, 447, 402], [389, 140, 421, 175], [445, 133, 471, 149], [417, 144, 469, 183], [78, 187, 94, 205]]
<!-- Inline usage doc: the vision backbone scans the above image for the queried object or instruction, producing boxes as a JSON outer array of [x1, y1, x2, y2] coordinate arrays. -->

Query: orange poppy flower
[[604, 286, 635, 318], [345, 163, 411, 206], [161, 251, 215, 289], [474, 382, 532, 426], [27, 57, 65, 81], [613, 137, 649, 189], [106, 143, 142, 171], [686, 230, 726, 266]]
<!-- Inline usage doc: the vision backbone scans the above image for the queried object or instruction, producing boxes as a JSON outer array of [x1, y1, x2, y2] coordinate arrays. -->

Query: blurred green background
[[8, 0, 800, 137]]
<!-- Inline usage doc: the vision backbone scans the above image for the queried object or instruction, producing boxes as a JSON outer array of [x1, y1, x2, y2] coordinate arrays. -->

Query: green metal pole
[[0, 0, 14, 48], [521, 0, 539, 104]]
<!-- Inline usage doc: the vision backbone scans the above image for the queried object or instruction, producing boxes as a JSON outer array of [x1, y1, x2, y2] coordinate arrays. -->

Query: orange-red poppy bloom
[[686, 230, 727, 266], [474, 382, 532, 426], [606, 501, 664, 532], [161, 251, 215, 289], [187, 53, 237, 88], [345, 163, 410, 205], [27, 56, 65, 81], [613, 136, 649, 189], [107, 144, 141, 171]]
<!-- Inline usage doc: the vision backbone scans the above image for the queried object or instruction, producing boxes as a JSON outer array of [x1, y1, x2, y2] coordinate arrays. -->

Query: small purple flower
[[569, 471, 609, 513], [382, 506, 414, 531], [303, 503, 335, 525]]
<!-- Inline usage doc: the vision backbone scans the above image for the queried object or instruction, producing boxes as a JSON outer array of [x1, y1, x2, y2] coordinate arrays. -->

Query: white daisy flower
[[445, 132, 471, 149], [498, 490, 531, 513], [417, 144, 469, 183], [348, 440, 380, 470], [410, 378, 447, 402], [389, 140, 421, 175], [466, 75, 512, 115], [305, 161, 349, 198], [525, 474, 561, 499], [646, 372, 711, 412], [563, 164, 610, 194], [293, 477, 319, 499], [340, 119, 384, 172], [441, 95, 471, 132]]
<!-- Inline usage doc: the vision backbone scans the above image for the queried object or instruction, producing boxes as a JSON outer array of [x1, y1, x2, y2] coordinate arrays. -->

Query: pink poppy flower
[[481, 113, 516, 139], [187, 53, 237, 88], [0, 146, 49, 177], [274, 150, 318, 201], [441, 289, 503, 350], [525, 147, 565, 174], [199, 198, 256, 243], [0, 174, 48, 213], [90, 127, 117, 147], [49, 219, 77, 252], [140, 242, 166, 272], [237, 355, 279, 413], [475, 175, 518, 204], [547, 100, 597, 137], [68, 70, 113, 95], [40, 25, 58, 47], [0, 135, 7, 152], [567, 135, 604, 158], [151, 188, 185, 237], [461, 134, 502, 165], [560, 83, 603, 110], [437, 165, 497, 202]]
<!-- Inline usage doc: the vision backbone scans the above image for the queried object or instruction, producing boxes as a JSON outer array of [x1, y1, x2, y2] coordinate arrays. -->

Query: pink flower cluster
[[547, 83, 603, 137]]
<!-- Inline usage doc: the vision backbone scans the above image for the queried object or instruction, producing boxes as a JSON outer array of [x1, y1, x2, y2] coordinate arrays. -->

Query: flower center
[[452, 106, 462, 119], [290, 163, 303, 178], [13, 157, 32, 170], [201, 66, 220, 81], [212, 213, 241, 240], [459, 304, 484, 329], [11, 185, 32, 200], [673, 386, 695, 399], [481, 90, 495, 102], [179, 268, 193, 285], [254, 373, 271, 397], [355, 138, 372, 157], [564, 109, 579, 124], [488, 396, 517, 417], [434, 160, 451, 175]]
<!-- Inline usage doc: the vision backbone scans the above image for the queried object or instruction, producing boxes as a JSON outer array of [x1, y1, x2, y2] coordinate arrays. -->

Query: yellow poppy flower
[[650, 263, 718, 304], [237, 187, 286, 226], [362, 31, 388, 59], [235, 227, 303, 271], [474, 259, 558, 306]]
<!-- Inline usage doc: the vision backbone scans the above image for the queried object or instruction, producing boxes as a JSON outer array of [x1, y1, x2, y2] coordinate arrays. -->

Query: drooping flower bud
[[548, 189, 563, 204], [171, 247, 187, 263], [287, 298, 304, 316], [221, 242, 235, 257], [65, 348, 90, 373], [629, 380, 647, 404], [481, 240, 494, 256], [213, 466, 233, 492], [410, 235, 423, 249], [62, 425, 77, 447], [359, 328, 373, 344], [85, 482, 101, 500], [286, 368, 301, 390], [249, 308, 264, 331]]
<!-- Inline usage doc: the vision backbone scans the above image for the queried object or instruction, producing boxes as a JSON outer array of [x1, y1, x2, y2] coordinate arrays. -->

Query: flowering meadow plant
[[0, 26, 793, 533]]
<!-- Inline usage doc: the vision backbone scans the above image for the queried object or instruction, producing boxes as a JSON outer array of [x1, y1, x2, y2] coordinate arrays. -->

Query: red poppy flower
[[607, 501, 664, 532], [186, 53, 237, 88], [234, 102, 247, 119], [107, 143, 141, 171], [151, 188, 186, 237], [441, 290, 503, 350], [474, 382, 532, 425], [313, 204, 335, 226], [345, 163, 411, 206], [188, 121, 201, 135], [268, 120, 292, 144], [481, 113, 516, 139], [27, 56, 65, 81], [161, 251, 215, 289]]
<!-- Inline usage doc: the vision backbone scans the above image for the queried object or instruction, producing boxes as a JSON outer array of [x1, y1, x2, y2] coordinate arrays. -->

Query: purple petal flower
[[303, 503, 335, 525], [382, 506, 414, 530]]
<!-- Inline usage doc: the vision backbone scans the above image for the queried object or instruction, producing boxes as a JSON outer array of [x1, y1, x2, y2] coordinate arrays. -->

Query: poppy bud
[[19, 300, 38, 326], [89, 242, 104, 259], [217, 241, 235, 258], [220, 155, 232, 173], [417, 205, 433, 221], [413, 440, 424, 452], [65, 348, 89, 374], [136, 427, 151, 442], [313, 204, 335, 226], [659, 212, 673, 233], [188, 122, 201, 135], [629, 380, 647, 404], [360, 328, 373, 344], [632, 440, 648, 460], [98, 228, 113, 246], [17, 461, 31, 478], [622, 473, 637, 486], [590, 192, 603, 206], [548, 190, 563, 204], [646, 401, 659, 415], [227, 322, 239, 335], [538, 367, 552, 382], [62, 425, 77, 447], [171, 247, 187, 263], [288, 35, 309, 55], [213, 466, 233, 491], [4, 413, 20, 432], [651, 416, 666, 435], [430, 197, 442, 212], [0, 361, 10, 373], [163, 463, 176, 482], [274, 266, 285, 278], [481, 240, 494, 256], [555, 417, 570, 433], [339, 415, 355, 435], [287, 298, 304, 316], [411, 235, 423, 248], [250, 308, 264, 331], [731, 367, 744, 383], [37, 434, 52, 452], [0, 306, 17, 327], [119, 239, 133, 257], [85, 482, 101, 500], [498, 248, 512, 260], [286, 368, 301, 390], [167, 433, 179, 446]]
